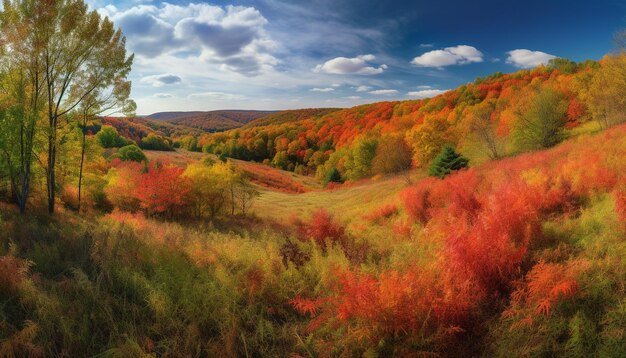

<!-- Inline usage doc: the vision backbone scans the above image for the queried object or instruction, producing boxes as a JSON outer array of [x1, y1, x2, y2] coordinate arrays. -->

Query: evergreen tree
[[325, 167, 343, 184], [428, 145, 469, 179]]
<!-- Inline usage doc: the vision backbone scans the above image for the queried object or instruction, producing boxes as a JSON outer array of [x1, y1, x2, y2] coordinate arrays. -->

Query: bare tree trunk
[[77, 122, 86, 213], [47, 122, 56, 214], [230, 182, 235, 216]]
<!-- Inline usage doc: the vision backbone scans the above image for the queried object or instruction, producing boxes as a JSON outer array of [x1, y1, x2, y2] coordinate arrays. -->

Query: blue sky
[[85, 0, 626, 115]]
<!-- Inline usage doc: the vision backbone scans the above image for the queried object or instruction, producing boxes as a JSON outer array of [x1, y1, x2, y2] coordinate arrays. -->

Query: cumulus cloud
[[407, 89, 448, 98], [107, 3, 277, 76], [355, 85, 372, 92], [314, 54, 387, 75], [506, 49, 556, 68], [369, 89, 398, 95], [344, 96, 362, 100], [153, 93, 174, 99], [411, 45, 483, 68], [140, 74, 182, 87], [310, 87, 335, 92]]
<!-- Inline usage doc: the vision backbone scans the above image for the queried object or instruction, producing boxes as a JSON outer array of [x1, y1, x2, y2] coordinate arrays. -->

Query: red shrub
[[503, 260, 589, 328], [429, 169, 483, 222], [295, 209, 346, 249], [363, 203, 398, 223], [135, 163, 191, 216], [444, 181, 544, 295], [400, 178, 436, 224], [105, 160, 145, 212]]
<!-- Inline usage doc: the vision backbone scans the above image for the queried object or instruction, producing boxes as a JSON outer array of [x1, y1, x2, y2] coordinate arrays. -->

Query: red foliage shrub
[[334, 269, 435, 335], [566, 98, 585, 126], [429, 169, 483, 222], [559, 151, 618, 197], [400, 177, 436, 224], [134, 163, 191, 216], [392, 219, 412, 238], [294, 209, 346, 249], [401, 170, 482, 225], [363, 203, 398, 223], [290, 296, 325, 316], [503, 260, 589, 328], [291, 266, 470, 347], [105, 161, 144, 212], [444, 180, 544, 295]]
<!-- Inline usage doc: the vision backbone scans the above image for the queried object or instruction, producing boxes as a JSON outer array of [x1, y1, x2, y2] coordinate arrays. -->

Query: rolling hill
[[243, 108, 341, 128], [146, 110, 279, 132], [198, 59, 601, 181]]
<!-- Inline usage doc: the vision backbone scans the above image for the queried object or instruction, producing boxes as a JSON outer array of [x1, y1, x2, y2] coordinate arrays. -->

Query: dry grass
[[141, 149, 421, 223], [253, 176, 410, 223]]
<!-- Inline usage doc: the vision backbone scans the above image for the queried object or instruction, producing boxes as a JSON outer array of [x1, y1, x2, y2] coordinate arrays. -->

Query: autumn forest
[[1, 0, 625, 357]]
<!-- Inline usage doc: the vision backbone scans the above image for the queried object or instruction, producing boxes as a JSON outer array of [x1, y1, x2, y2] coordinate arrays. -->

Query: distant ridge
[[244, 108, 341, 128], [146, 110, 279, 132]]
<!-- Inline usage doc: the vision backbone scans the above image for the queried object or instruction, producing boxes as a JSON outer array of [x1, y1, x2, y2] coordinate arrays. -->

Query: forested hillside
[[199, 58, 618, 183], [147, 110, 279, 132]]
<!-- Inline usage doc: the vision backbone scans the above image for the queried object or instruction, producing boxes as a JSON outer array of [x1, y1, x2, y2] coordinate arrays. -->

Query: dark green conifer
[[428, 145, 469, 179]]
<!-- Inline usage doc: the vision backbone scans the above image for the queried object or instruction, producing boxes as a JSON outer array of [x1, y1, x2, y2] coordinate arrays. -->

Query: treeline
[[199, 56, 626, 184]]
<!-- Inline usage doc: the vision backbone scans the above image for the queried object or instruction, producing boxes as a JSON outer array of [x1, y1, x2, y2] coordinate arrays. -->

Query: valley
[[1, 1, 625, 356]]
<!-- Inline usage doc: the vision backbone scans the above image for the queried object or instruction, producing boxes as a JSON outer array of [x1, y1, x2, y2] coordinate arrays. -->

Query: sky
[[84, 0, 626, 115]]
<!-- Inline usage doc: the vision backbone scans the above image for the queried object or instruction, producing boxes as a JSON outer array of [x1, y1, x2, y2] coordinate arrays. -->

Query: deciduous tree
[[513, 88, 568, 150], [1, 0, 134, 213], [583, 54, 626, 129]]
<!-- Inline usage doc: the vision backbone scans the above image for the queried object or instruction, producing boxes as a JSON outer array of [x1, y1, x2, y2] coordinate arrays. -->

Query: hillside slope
[[101, 116, 203, 142], [147, 110, 278, 132], [2, 121, 623, 357], [243, 108, 341, 128], [199, 59, 602, 181]]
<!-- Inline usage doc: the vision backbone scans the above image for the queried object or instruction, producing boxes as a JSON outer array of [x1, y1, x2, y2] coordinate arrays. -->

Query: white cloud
[[96, 4, 118, 18], [153, 93, 174, 98], [187, 92, 246, 100], [140, 74, 182, 87], [407, 89, 448, 98], [419, 43, 433, 48], [411, 45, 484, 68], [355, 85, 372, 92], [506, 49, 556, 68], [314, 54, 387, 75], [331, 83, 341, 87], [107, 3, 277, 76], [369, 89, 398, 95], [344, 96, 361, 100], [310, 87, 335, 92]]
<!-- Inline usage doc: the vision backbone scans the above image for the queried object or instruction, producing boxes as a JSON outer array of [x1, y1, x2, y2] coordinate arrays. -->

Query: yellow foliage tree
[[405, 112, 456, 167], [583, 54, 626, 129]]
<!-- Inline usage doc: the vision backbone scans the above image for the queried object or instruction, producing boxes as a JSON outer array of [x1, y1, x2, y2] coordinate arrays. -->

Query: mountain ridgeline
[[147, 110, 279, 132]]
